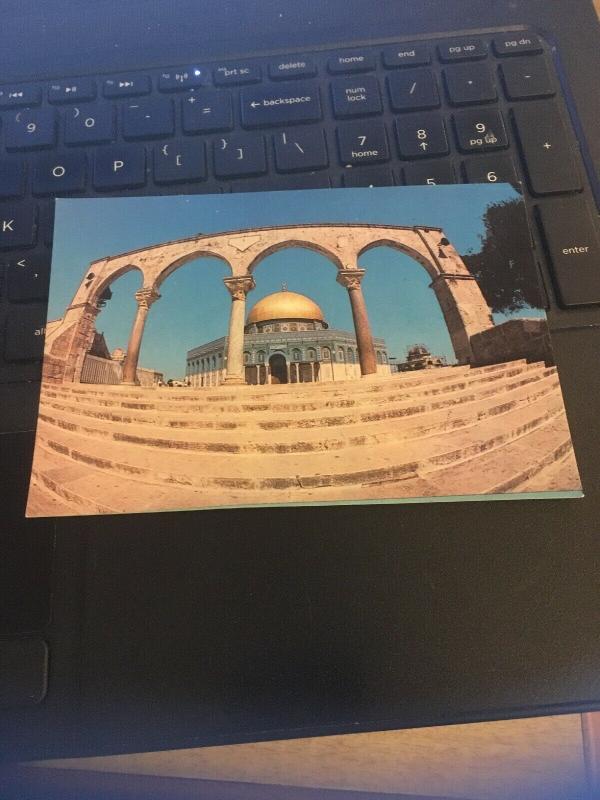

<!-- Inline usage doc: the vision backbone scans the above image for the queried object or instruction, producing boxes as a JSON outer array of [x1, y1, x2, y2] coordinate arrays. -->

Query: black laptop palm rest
[[1, 13, 600, 760]]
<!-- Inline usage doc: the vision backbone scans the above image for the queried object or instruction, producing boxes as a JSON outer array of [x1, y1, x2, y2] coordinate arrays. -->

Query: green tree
[[462, 198, 543, 314]]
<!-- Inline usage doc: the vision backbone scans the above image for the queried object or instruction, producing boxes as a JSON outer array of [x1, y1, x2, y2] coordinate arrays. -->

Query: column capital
[[336, 268, 366, 291], [223, 275, 256, 301], [134, 286, 161, 309]]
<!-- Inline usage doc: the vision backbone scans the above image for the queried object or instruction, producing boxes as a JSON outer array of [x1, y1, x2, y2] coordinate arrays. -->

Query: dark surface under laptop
[[1, 0, 600, 762]]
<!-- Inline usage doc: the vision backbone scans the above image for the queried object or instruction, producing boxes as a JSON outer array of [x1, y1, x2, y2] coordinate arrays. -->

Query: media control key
[[537, 199, 600, 307], [512, 102, 582, 195], [241, 82, 321, 127]]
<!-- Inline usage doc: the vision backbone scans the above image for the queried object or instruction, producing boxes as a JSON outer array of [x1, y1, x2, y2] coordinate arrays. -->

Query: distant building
[[186, 288, 390, 387], [396, 343, 448, 372]]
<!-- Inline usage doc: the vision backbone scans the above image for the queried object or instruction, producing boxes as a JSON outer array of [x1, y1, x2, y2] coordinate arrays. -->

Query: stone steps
[[40, 363, 553, 432], [49, 360, 528, 405], [30, 406, 576, 517], [37, 370, 562, 453], [32, 387, 568, 490]]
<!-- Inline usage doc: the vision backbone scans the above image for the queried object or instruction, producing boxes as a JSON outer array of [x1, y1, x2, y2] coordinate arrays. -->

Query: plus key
[[512, 101, 582, 195]]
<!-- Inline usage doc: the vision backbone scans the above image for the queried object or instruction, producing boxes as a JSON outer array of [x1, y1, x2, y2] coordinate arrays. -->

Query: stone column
[[223, 275, 256, 385], [336, 269, 377, 377], [122, 287, 160, 385]]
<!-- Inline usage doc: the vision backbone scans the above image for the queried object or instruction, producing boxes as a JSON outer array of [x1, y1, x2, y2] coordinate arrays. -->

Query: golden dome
[[246, 290, 325, 324]]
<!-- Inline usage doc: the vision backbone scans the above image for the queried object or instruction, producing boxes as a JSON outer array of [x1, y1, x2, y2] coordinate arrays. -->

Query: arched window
[[218, 352, 223, 365], [307, 348, 316, 361], [347, 348, 355, 363], [292, 349, 301, 361], [243, 351, 250, 364], [376, 351, 382, 364], [337, 347, 345, 362], [321, 347, 331, 361], [212, 355, 217, 369], [257, 351, 265, 363], [382, 352, 388, 364], [201, 359, 205, 372]]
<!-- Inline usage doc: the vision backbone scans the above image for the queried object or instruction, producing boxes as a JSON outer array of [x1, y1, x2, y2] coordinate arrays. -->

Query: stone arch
[[356, 232, 493, 365], [246, 240, 345, 274], [153, 251, 234, 290]]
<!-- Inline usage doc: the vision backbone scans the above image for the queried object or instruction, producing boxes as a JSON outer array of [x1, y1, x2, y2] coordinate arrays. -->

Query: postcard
[[26, 185, 583, 517]]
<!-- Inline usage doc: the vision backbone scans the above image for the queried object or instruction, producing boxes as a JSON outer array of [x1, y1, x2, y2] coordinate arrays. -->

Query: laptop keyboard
[[1, 31, 600, 378]]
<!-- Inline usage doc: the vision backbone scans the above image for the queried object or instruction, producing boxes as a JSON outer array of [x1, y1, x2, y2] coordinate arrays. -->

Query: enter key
[[537, 198, 600, 307]]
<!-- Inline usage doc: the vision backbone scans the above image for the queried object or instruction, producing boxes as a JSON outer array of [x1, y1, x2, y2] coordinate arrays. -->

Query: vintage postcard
[[26, 186, 582, 517]]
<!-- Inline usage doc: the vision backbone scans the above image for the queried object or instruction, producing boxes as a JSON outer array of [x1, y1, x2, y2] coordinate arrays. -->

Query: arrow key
[[395, 112, 448, 159], [7, 250, 50, 302]]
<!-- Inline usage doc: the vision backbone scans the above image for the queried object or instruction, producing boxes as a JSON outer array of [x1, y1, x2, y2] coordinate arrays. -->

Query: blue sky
[[50, 186, 542, 379]]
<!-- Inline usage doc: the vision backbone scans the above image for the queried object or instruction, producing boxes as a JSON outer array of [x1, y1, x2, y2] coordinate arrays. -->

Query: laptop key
[[230, 173, 330, 192], [0, 159, 26, 199], [444, 63, 497, 105], [387, 68, 440, 112], [537, 198, 600, 306], [241, 81, 321, 128], [182, 90, 233, 133], [64, 105, 114, 145], [158, 67, 208, 92], [382, 44, 431, 69], [493, 34, 543, 57], [342, 166, 394, 187], [269, 58, 317, 80], [463, 154, 519, 186], [0, 205, 36, 250], [512, 101, 582, 195], [4, 109, 57, 151], [500, 57, 555, 100], [123, 99, 174, 139], [214, 64, 261, 86], [331, 76, 382, 118], [93, 145, 147, 189], [438, 39, 488, 62], [403, 160, 455, 185], [395, 112, 448, 159], [103, 75, 151, 98], [213, 134, 267, 178], [453, 109, 508, 152], [4, 303, 47, 361], [0, 85, 42, 109], [6, 250, 50, 302], [153, 141, 207, 184], [48, 78, 96, 104], [337, 121, 389, 165], [33, 151, 87, 195], [274, 129, 328, 172], [328, 51, 376, 74]]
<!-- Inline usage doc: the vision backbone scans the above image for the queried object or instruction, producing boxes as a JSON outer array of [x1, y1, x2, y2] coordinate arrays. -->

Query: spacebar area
[[536, 197, 600, 307]]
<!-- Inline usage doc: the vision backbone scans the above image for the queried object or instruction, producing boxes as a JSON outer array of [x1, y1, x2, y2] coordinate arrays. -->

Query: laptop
[[1, 0, 600, 763]]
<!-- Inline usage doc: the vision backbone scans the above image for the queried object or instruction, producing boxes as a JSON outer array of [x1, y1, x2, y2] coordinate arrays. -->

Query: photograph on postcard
[[26, 186, 582, 517]]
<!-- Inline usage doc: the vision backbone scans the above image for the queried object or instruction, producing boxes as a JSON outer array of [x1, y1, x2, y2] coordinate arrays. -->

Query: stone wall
[[469, 318, 553, 367]]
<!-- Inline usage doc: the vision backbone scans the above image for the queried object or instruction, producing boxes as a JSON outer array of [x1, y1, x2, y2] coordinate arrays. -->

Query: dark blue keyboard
[[1, 30, 600, 383]]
